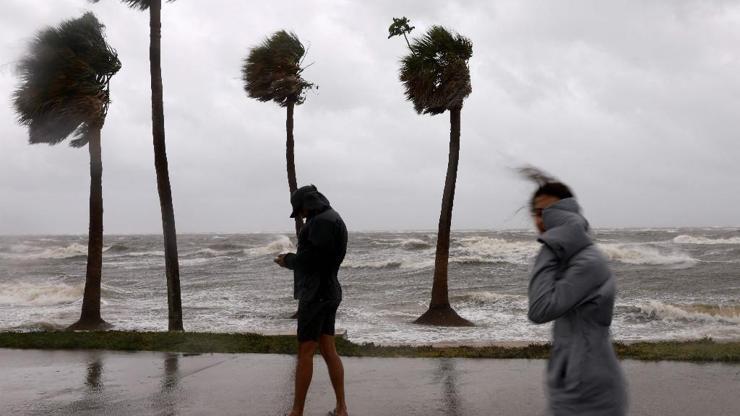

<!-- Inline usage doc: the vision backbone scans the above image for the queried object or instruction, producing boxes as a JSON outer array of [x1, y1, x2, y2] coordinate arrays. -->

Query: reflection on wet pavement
[[155, 353, 179, 416], [435, 358, 462, 416], [1, 349, 738, 415], [85, 356, 103, 391]]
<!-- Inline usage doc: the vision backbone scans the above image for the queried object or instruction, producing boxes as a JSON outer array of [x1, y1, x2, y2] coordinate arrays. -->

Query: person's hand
[[274, 253, 288, 268]]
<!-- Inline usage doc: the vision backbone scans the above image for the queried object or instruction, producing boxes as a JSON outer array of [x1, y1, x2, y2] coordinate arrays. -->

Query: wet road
[[1, 349, 738, 415]]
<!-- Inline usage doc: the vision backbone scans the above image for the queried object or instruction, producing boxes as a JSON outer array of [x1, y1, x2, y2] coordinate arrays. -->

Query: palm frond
[[399, 26, 473, 115], [88, 0, 176, 11], [242, 30, 315, 107], [12, 12, 121, 147]]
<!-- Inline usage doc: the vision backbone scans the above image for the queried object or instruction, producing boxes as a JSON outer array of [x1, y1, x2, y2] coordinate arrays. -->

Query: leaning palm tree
[[242, 30, 314, 238], [90, 0, 183, 331], [391, 21, 474, 326], [13, 12, 121, 330]]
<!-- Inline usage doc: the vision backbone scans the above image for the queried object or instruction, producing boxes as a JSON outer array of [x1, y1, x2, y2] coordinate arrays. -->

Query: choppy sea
[[0, 229, 738, 345]]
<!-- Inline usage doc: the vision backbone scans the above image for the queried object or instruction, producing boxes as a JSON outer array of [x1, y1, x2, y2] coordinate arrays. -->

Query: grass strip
[[0, 331, 737, 362]]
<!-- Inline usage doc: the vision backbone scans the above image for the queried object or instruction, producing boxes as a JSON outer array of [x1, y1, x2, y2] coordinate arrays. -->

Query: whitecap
[[673, 235, 740, 245], [341, 259, 405, 270], [622, 300, 740, 325], [598, 243, 697, 267], [244, 235, 295, 257], [0, 281, 83, 306], [451, 237, 539, 265], [400, 238, 433, 250]]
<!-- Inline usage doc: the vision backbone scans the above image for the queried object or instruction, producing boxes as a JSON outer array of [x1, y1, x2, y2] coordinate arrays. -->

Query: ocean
[[0, 229, 738, 345]]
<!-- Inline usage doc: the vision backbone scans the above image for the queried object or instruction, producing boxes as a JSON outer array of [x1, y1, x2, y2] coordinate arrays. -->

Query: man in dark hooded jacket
[[528, 182, 627, 416], [275, 185, 348, 416]]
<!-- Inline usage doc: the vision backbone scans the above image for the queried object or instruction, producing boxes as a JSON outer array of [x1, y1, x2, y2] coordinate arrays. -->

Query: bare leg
[[289, 340, 318, 416], [319, 335, 348, 416]]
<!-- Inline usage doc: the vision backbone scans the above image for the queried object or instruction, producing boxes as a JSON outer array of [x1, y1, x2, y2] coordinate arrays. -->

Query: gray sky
[[1, 0, 739, 234]]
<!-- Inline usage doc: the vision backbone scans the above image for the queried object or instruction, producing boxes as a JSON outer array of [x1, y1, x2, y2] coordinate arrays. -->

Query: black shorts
[[297, 299, 340, 342]]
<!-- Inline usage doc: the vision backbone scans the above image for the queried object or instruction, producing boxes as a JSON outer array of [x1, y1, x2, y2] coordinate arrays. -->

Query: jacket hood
[[290, 185, 331, 218], [538, 197, 592, 260]]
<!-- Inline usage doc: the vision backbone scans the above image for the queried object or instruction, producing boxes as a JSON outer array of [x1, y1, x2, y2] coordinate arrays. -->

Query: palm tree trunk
[[286, 101, 303, 237], [414, 107, 473, 326], [150, 0, 183, 331], [69, 126, 109, 330]]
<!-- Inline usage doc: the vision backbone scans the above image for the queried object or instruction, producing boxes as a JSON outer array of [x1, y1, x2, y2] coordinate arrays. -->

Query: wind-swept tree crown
[[13, 12, 121, 147], [89, 0, 176, 11], [242, 30, 314, 107], [399, 26, 473, 115]]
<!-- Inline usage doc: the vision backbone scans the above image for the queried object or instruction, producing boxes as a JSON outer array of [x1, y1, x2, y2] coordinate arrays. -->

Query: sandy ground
[[1, 349, 738, 415]]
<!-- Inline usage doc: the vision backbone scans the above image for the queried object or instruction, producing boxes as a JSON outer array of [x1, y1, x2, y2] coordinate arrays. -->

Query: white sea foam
[[625, 300, 740, 324], [452, 237, 539, 265], [599, 243, 697, 266], [368, 238, 433, 250], [400, 238, 433, 250], [341, 259, 406, 269], [0, 242, 142, 260], [341, 254, 436, 270], [0, 243, 89, 260], [189, 247, 243, 258], [0, 281, 83, 306], [454, 291, 528, 309], [673, 235, 740, 245], [118, 250, 165, 257], [245, 235, 294, 257]]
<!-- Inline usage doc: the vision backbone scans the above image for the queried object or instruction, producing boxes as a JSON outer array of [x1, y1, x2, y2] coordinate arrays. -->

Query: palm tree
[[391, 22, 474, 326], [91, 0, 183, 331], [13, 12, 121, 330], [242, 30, 314, 238]]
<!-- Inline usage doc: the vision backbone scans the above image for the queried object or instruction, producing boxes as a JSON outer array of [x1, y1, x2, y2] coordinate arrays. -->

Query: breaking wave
[[368, 238, 433, 250], [622, 300, 740, 325], [0, 243, 88, 260], [673, 235, 740, 245], [0, 281, 83, 306], [400, 239, 433, 250], [451, 237, 539, 265], [206, 242, 246, 251], [453, 291, 527, 309], [599, 244, 697, 267], [245, 235, 294, 257], [105, 244, 129, 253], [190, 247, 244, 257], [0, 243, 143, 260], [342, 259, 405, 269]]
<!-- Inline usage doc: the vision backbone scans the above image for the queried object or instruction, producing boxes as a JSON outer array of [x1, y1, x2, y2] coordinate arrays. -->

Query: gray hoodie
[[529, 198, 627, 416]]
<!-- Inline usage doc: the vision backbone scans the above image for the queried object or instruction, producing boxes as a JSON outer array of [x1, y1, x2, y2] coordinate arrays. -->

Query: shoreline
[[0, 331, 738, 362]]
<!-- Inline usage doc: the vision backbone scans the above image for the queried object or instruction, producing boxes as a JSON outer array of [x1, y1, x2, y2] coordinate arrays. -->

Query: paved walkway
[[2, 349, 738, 415]]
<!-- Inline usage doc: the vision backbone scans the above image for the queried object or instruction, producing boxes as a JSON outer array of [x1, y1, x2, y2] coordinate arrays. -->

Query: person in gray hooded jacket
[[528, 181, 627, 416]]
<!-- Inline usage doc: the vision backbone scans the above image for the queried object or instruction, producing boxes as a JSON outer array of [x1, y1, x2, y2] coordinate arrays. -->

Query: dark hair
[[517, 165, 574, 211], [531, 182, 574, 211]]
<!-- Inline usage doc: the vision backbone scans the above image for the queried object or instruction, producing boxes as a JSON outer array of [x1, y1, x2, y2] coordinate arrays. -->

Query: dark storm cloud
[[1, 0, 739, 234]]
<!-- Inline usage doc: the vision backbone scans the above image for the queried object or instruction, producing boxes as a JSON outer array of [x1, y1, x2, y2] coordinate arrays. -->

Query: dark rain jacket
[[528, 198, 627, 416], [284, 188, 347, 304]]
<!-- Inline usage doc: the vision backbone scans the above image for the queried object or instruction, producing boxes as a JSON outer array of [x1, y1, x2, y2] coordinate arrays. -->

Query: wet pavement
[[1, 349, 738, 415]]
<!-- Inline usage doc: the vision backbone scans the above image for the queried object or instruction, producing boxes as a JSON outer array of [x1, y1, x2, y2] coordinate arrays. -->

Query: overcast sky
[[1, 0, 739, 235]]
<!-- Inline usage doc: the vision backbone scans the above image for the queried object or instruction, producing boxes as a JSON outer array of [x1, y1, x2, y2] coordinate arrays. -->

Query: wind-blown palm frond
[[400, 26, 472, 115], [242, 30, 314, 107], [13, 12, 121, 147], [89, 0, 175, 11]]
